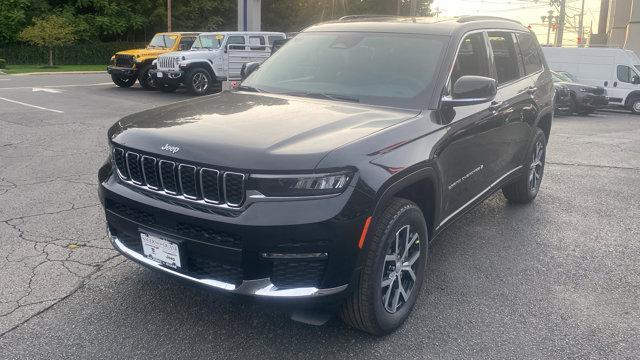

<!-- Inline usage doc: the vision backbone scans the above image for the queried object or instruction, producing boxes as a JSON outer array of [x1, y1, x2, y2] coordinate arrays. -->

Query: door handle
[[614, 82, 618, 87], [527, 86, 537, 95], [489, 100, 502, 112]]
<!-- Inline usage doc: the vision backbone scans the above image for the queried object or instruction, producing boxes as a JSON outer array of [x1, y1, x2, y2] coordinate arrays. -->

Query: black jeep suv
[[99, 16, 553, 335]]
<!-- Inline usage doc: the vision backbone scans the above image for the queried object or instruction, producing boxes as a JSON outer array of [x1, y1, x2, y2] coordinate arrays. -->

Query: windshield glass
[[148, 34, 177, 49], [552, 71, 572, 82], [192, 34, 225, 50], [241, 32, 447, 108], [635, 65, 640, 73]]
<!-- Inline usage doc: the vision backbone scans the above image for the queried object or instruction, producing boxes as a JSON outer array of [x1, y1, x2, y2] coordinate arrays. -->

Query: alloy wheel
[[193, 72, 209, 93], [633, 100, 640, 113], [529, 140, 545, 191], [381, 224, 421, 314]]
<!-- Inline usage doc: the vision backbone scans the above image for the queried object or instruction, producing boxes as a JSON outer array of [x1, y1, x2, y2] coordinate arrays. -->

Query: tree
[[19, 15, 78, 66]]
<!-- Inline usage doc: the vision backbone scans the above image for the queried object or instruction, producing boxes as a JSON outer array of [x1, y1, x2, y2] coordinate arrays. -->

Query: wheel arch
[[371, 166, 441, 238], [623, 90, 640, 107], [535, 111, 553, 142], [183, 61, 217, 79]]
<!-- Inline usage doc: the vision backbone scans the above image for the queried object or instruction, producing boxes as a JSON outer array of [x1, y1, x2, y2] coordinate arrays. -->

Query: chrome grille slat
[[200, 168, 221, 203], [178, 164, 198, 199], [112, 147, 245, 208]]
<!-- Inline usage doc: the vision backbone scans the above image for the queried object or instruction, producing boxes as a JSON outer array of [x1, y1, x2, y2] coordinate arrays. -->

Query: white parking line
[[0, 96, 63, 113], [0, 82, 112, 90]]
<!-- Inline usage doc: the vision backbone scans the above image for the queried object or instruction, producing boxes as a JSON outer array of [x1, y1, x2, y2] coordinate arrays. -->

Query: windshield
[[147, 34, 177, 49], [241, 32, 447, 108], [635, 65, 640, 73], [552, 71, 572, 82], [192, 34, 225, 50]]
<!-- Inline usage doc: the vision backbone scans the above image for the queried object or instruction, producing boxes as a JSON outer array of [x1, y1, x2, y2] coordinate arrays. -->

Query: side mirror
[[633, 75, 640, 85], [241, 62, 260, 80], [442, 75, 498, 107]]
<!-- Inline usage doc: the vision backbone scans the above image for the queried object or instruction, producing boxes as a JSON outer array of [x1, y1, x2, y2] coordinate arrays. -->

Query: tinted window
[[268, 35, 284, 45], [450, 33, 489, 86], [242, 32, 447, 108], [617, 65, 639, 83], [516, 33, 543, 75], [227, 36, 246, 50], [488, 32, 521, 84]]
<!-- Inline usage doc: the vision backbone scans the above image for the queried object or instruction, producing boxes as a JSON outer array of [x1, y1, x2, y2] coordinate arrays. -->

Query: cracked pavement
[[1, 74, 639, 359]]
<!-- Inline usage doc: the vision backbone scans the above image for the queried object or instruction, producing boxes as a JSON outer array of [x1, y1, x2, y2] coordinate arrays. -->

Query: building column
[[238, 0, 261, 31], [625, 0, 640, 54], [609, 0, 632, 47]]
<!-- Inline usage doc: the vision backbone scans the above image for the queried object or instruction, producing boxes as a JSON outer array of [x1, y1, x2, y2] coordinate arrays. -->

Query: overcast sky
[[431, 0, 602, 46]]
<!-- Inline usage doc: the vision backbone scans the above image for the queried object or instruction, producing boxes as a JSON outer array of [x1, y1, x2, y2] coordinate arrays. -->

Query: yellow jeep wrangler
[[108, 32, 199, 90]]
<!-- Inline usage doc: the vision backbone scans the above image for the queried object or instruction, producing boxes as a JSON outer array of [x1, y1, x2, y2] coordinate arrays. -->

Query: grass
[[1, 64, 106, 74]]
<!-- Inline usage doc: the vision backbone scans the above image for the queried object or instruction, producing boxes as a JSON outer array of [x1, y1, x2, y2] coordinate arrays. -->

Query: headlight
[[250, 171, 353, 197]]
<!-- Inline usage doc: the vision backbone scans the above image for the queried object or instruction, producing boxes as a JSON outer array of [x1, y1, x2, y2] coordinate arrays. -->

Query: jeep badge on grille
[[161, 144, 180, 154]]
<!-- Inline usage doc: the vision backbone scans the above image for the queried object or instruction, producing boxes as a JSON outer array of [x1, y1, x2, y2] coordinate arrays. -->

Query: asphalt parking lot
[[1, 73, 639, 359]]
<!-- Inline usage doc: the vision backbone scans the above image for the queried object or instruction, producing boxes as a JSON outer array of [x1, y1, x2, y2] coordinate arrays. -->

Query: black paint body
[[98, 17, 554, 300]]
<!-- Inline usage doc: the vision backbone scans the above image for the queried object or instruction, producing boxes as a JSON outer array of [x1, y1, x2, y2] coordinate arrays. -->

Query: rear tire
[[185, 67, 214, 96], [340, 198, 428, 335], [502, 128, 546, 204], [138, 65, 158, 90], [111, 74, 136, 88]]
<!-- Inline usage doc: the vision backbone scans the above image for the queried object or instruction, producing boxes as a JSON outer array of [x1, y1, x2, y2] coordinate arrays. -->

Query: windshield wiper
[[283, 91, 360, 103]]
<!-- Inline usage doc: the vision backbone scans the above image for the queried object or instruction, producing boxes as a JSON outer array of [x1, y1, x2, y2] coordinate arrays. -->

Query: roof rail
[[456, 15, 522, 25], [338, 14, 397, 21]]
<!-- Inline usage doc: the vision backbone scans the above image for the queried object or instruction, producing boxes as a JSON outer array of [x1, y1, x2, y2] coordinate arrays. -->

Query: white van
[[542, 47, 640, 113], [152, 31, 285, 95]]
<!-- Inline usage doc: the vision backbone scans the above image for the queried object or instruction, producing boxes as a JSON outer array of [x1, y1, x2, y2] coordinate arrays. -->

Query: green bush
[[0, 42, 147, 65], [0, 59, 6, 69]]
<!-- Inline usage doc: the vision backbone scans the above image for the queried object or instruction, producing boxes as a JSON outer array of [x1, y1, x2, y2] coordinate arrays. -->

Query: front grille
[[587, 87, 605, 95], [188, 256, 243, 284], [158, 56, 179, 70], [106, 200, 156, 226], [176, 222, 242, 249], [112, 146, 246, 207], [115, 55, 134, 68], [271, 260, 326, 289]]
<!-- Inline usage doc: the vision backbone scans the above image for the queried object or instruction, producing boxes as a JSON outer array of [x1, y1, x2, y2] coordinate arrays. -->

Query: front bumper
[[578, 93, 609, 109], [151, 68, 184, 85], [109, 229, 347, 297], [107, 65, 137, 77], [99, 164, 371, 300]]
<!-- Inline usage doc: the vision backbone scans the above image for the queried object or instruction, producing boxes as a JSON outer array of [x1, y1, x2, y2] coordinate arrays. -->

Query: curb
[[11, 71, 106, 76]]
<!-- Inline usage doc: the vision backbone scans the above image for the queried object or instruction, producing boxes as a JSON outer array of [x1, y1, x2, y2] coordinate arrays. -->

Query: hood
[[116, 48, 169, 57], [555, 81, 600, 91], [108, 92, 419, 171]]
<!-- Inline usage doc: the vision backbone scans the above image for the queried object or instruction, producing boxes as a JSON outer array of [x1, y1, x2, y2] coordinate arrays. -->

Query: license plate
[[156, 72, 163, 78], [140, 231, 181, 269]]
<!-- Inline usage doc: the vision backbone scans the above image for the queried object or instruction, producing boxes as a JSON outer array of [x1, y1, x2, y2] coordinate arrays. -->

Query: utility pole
[[410, 0, 417, 16], [541, 10, 555, 45], [578, 0, 586, 46], [167, 0, 172, 32], [554, 0, 566, 47]]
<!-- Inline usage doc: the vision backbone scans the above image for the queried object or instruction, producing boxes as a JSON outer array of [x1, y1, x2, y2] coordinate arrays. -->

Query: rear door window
[[515, 32, 543, 75], [450, 32, 490, 87], [488, 32, 522, 84], [227, 36, 246, 50]]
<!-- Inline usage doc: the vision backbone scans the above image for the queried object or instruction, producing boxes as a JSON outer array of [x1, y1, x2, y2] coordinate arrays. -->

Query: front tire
[[340, 198, 428, 335], [185, 67, 213, 96], [138, 65, 158, 90], [628, 97, 640, 114], [502, 128, 546, 203], [111, 74, 136, 88]]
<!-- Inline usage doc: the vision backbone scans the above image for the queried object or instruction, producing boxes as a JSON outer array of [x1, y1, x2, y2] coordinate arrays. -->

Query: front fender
[[179, 60, 217, 77]]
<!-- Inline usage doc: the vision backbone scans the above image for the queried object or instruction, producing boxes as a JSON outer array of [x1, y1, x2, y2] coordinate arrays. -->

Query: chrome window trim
[[158, 160, 179, 195], [141, 155, 160, 190], [223, 172, 246, 207], [178, 164, 198, 200], [200, 168, 222, 204], [125, 152, 143, 185]]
